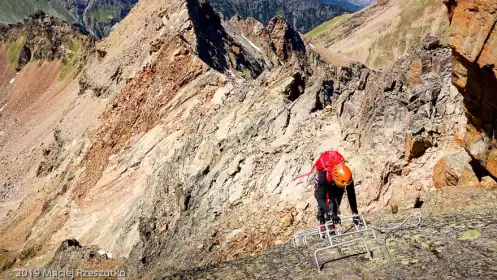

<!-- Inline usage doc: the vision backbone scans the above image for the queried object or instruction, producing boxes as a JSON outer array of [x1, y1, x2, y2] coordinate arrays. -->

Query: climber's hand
[[327, 212, 341, 224]]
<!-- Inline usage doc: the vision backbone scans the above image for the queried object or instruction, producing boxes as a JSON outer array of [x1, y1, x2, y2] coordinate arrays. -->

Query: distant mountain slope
[[307, 0, 449, 70], [0, 0, 77, 24], [0, 0, 137, 38], [209, 0, 349, 33], [319, 0, 374, 11]]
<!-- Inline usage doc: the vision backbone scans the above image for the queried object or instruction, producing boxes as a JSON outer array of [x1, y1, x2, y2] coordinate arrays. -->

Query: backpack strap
[[292, 165, 316, 181]]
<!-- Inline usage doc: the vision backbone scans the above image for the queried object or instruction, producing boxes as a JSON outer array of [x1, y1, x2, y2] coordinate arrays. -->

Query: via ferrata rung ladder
[[293, 215, 377, 272]]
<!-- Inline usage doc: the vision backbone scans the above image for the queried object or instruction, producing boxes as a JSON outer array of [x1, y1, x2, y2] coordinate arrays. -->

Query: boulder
[[433, 149, 474, 188], [211, 83, 233, 105], [486, 149, 497, 178], [465, 126, 491, 164], [458, 166, 480, 187], [481, 176, 497, 189], [280, 214, 294, 229], [423, 36, 440, 50], [405, 134, 430, 160]]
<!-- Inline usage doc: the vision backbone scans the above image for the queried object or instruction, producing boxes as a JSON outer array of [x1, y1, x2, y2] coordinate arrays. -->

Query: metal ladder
[[293, 215, 377, 272]]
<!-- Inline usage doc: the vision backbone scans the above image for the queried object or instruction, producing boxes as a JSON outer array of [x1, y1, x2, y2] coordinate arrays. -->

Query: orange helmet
[[332, 163, 352, 188]]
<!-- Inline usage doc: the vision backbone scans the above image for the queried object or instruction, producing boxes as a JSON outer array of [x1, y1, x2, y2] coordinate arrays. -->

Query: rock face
[[210, 0, 349, 33], [444, 0, 497, 183], [226, 15, 312, 70], [332, 37, 465, 211], [266, 17, 308, 64], [0, 0, 495, 278]]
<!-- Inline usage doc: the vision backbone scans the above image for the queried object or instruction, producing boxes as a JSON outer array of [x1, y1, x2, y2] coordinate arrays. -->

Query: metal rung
[[314, 237, 373, 272], [329, 228, 375, 244], [293, 215, 376, 247], [293, 227, 340, 246]]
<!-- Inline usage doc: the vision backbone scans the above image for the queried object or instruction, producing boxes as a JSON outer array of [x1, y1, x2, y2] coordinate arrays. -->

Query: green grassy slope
[[306, 13, 352, 38], [59, 37, 83, 80], [0, 0, 76, 24], [6, 35, 26, 66]]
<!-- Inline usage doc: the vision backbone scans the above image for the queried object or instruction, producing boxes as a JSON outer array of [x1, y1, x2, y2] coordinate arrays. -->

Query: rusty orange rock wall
[[445, 0, 497, 176], [448, 0, 497, 63]]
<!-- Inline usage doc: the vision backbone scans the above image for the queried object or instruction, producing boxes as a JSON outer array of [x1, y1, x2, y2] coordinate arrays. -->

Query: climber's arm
[[346, 181, 359, 215], [314, 172, 331, 213]]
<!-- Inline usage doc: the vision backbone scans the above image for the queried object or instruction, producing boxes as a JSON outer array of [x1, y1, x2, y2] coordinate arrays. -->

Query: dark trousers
[[316, 185, 345, 223]]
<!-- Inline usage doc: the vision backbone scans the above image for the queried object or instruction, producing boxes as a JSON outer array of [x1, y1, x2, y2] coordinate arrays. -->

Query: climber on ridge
[[293, 150, 360, 232]]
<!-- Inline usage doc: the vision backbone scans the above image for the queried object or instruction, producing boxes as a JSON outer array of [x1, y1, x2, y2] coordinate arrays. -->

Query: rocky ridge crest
[[0, 11, 96, 73], [210, 0, 349, 33]]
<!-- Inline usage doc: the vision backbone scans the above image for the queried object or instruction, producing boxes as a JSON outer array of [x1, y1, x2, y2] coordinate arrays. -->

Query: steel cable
[[369, 212, 422, 279]]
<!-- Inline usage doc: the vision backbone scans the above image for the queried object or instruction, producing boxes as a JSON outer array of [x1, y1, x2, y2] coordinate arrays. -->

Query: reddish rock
[[477, 23, 497, 75], [433, 149, 473, 188], [447, 0, 497, 175], [486, 149, 497, 178], [448, 0, 497, 63], [405, 135, 430, 160], [266, 16, 307, 64], [150, 39, 164, 53], [407, 59, 423, 89]]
